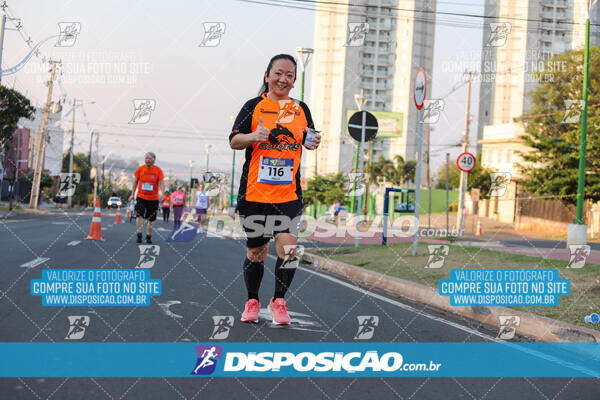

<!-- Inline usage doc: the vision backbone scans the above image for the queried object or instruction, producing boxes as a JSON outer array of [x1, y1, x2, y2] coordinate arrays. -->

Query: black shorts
[[135, 197, 159, 221], [238, 199, 303, 248]]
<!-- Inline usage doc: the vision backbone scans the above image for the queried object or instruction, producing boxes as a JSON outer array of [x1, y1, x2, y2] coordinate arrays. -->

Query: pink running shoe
[[241, 299, 260, 323], [268, 297, 290, 325]]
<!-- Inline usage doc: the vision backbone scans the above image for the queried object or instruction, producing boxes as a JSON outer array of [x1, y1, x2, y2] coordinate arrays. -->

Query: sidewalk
[[301, 214, 600, 264]]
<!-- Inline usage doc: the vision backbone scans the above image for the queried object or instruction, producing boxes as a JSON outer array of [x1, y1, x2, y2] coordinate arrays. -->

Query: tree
[[434, 156, 494, 195], [518, 47, 600, 204], [366, 155, 416, 186], [27, 171, 53, 189], [304, 173, 349, 208], [0, 87, 35, 150]]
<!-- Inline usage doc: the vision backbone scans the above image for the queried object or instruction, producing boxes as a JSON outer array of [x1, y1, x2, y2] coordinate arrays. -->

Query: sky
[[4, 0, 485, 179]]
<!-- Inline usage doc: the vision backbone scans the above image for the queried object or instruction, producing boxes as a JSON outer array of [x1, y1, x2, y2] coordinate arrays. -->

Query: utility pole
[[0, 14, 6, 85], [446, 152, 450, 235], [30, 60, 59, 209], [426, 126, 431, 228], [456, 72, 473, 234], [93, 131, 99, 206], [9, 132, 20, 211], [68, 98, 76, 207]]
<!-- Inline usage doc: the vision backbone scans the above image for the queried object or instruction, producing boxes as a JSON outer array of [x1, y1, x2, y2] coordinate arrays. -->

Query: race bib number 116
[[258, 156, 294, 185]]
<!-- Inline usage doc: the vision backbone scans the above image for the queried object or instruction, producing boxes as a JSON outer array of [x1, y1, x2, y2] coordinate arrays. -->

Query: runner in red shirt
[[161, 191, 172, 222], [129, 152, 165, 244], [230, 54, 321, 325]]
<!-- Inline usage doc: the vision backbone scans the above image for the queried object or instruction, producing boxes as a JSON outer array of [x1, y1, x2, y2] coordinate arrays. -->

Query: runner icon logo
[[58, 173, 80, 196], [203, 172, 226, 197], [497, 315, 520, 340], [210, 316, 234, 340], [345, 172, 369, 197], [65, 316, 90, 340], [56, 22, 81, 47], [420, 99, 445, 124], [129, 99, 156, 124], [136, 245, 160, 269], [345, 22, 369, 47], [191, 345, 222, 375], [168, 220, 197, 242], [280, 245, 304, 270], [199, 22, 226, 47], [488, 172, 511, 197], [562, 100, 584, 124], [566, 245, 590, 269], [425, 245, 449, 269], [354, 316, 379, 340], [487, 22, 511, 47]]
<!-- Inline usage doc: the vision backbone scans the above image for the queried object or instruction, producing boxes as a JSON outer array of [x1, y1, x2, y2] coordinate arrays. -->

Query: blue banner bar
[[0, 342, 599, 377]]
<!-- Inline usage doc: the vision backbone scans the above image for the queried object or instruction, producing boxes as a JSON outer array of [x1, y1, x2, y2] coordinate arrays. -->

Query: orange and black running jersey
[[229, 93, 314, 204]]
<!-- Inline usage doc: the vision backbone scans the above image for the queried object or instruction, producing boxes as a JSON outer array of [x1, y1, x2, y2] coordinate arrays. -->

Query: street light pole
[[568, 0, 597, 246], [230, 116, 236, 208], [296, 47, 314, 215], [576, 1, 595, 224], [68, 98, 76, 208]]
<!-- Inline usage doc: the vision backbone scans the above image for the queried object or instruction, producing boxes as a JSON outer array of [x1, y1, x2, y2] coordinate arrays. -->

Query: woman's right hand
[[252, 117, 269, 142]]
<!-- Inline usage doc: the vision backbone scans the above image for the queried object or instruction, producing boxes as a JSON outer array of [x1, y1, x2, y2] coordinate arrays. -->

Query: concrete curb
[[300, 252, 600, 343]]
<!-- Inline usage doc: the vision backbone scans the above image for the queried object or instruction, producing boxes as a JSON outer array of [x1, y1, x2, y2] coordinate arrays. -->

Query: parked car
[[107, 196, 122, 208]]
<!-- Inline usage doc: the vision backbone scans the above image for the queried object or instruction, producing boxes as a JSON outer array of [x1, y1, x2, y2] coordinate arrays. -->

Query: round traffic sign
[[456, 152, 476, 172], [413, 67, 426, 110], [347, 111, 378, 142]]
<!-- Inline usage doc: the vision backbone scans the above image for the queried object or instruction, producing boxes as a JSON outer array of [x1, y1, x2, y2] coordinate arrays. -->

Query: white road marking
[[266, 253, 496, 341], [158, 301, 183, 319], [51, 222, 71, 225], [67, 241, 81, 246], [20, 257, 50, 268]]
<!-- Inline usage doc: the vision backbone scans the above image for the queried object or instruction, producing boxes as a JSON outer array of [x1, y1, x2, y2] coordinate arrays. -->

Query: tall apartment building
[[306, 0, 436, 177], [477, 0, 600, 151]]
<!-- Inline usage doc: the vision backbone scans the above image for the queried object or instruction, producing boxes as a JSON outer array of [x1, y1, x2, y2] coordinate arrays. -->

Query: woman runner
[[229, 54, 321, 325]]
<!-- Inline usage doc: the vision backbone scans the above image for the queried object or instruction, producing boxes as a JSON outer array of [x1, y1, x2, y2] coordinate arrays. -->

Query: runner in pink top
[[172, 187, 186, 229]]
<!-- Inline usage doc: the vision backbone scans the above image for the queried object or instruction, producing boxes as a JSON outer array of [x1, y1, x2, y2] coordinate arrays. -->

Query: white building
[[477, 0, 599, 152], [306, 0, 437, 177]]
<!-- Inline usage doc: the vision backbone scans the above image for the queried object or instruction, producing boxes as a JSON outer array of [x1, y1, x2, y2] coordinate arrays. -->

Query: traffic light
[[190, 178, 199, 188]]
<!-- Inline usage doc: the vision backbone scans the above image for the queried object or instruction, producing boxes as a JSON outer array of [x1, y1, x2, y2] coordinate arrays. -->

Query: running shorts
[[237, 199, 303, 248], [135, 197, 159, 221]]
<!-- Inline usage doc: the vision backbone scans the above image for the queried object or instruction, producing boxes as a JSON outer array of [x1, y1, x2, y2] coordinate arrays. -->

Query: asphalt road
[[1, 210, 599, 399]]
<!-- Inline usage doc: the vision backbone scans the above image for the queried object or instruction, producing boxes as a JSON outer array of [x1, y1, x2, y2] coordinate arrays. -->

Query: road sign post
[[347, 110, 378, 247], [456, 151, 476, 234], [412, 67, 426, 256]]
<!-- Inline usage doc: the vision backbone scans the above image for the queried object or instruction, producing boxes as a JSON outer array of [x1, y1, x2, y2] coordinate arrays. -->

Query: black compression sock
[[243, 258, 264, 301], [274, 256, 296, 300]]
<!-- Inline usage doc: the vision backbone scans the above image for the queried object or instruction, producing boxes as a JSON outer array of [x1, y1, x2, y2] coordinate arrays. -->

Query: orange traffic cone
[[115, 205, 122, 224], [475, 218, 482, 236], [86, 199, 103, 240]]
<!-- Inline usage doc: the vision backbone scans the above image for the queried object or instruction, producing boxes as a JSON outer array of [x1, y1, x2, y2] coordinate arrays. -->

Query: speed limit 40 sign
[[457, 152, 476, 172]]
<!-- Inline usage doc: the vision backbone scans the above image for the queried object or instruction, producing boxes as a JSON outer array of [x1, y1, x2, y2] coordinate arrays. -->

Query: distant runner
[[172, 186, 186, 229], [129, 152, 164, 244], [195, 183, 208, 234], [161, 190, 171, 222], [230, 54, 321, 325]]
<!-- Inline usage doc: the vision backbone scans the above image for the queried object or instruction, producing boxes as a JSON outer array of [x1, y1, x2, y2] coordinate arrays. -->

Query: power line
[[235, 0, 600, 33], [269, 0, 600, 27]]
